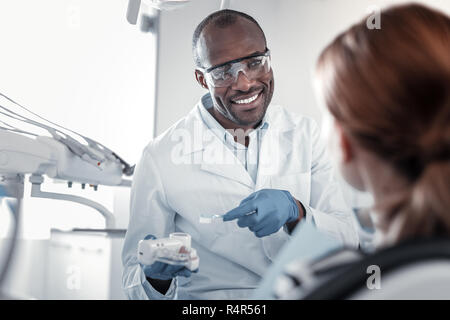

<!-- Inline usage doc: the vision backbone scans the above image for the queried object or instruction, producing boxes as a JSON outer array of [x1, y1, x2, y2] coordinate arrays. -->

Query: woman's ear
[[335, 121, 353, 163], [194, 70, 208, 89], [334, 120, 366, 191]]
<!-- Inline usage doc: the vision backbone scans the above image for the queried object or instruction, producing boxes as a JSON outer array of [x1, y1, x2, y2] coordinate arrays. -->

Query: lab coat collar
[[198, 93, 269, 146], [176, 94, 297, 189]]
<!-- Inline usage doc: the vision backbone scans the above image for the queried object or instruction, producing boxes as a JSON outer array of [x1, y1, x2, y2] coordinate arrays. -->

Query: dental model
[[137, 232, 199, 271]]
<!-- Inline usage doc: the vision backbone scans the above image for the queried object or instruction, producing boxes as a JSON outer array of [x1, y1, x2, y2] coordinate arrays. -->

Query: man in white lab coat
[[122, 9, 359, 300]]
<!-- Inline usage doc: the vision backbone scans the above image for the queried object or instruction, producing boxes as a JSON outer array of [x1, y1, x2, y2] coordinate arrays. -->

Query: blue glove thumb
[[143, 261, 193, 280]]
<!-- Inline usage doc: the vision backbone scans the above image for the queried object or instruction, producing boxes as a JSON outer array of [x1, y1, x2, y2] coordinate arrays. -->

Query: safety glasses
[[200, 49, 271, 88]]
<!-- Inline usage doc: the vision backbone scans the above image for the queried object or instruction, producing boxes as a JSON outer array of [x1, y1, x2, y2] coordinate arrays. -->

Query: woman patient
[[256, 3, 450, 299]]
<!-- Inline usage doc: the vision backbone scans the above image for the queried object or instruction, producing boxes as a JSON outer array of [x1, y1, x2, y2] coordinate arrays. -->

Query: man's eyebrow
[[247, 51, 263, 56]]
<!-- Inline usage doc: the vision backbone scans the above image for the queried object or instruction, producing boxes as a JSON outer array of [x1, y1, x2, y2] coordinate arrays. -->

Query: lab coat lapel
[[256, 127, 293, 178], [256, 106, 296, 182], [182, 104, 255, 189], [200, 146, 255, 189]]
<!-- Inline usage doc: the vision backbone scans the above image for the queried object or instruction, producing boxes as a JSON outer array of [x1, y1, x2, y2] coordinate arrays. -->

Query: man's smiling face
[[195, 18, 274, 129]]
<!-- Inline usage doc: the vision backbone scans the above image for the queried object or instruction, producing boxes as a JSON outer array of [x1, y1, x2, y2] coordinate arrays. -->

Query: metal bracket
[[0, 174, 24, 198], [29, 174, 115, 229]]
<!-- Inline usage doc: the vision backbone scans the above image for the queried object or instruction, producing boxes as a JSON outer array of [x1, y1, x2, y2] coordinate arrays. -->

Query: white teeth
[[233, 93, 259, 104]]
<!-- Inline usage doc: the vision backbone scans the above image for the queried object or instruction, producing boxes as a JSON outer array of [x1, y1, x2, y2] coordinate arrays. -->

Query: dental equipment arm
[[127, 0, 190, 20], [0, 92, 135, 228], [0, 184, 22, 297], [29, 175, 116, 228], [126, 0, 190, 32]]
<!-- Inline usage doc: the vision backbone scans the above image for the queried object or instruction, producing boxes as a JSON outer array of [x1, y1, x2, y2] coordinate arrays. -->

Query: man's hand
[[143, 261, 195, 281], [140, 234, 198, 282], [222, 189, 303, 237], [143, 261, 197, 295]]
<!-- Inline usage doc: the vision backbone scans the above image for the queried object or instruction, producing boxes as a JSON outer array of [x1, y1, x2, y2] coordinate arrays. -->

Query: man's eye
[[212, 69, 233, 80], [248, 59, 262, 69], [211, 70, 225, 79], [212, 65, 230, 78], [222, 71, 233, 80]]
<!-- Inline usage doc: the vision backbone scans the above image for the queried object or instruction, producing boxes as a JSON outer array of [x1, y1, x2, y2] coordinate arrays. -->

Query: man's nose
[[231, 71, 254, 92]]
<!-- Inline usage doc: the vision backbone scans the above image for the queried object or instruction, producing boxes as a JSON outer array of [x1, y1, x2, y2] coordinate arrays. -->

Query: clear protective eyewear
[[201, 49, 271, 88]]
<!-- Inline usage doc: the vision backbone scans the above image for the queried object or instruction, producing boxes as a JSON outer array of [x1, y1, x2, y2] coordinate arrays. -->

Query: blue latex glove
[[141, 235, 198, 281], [223, 189, 300, 237], [143, 261, 195, 280]]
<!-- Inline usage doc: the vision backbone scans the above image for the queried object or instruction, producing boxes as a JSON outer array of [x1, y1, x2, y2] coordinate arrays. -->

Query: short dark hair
[[192, 9, 267, 68]]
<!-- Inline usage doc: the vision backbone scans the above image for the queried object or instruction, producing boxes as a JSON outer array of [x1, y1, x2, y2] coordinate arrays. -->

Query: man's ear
[[335, 121, 353, 163], [195, 70, 209, 89]]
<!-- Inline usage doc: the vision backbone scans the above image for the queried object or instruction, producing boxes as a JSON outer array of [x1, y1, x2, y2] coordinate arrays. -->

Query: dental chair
[[303, 238, 450, 300]]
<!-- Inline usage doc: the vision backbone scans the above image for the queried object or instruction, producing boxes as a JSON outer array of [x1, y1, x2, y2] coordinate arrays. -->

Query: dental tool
[[199, 210, 257, 224]]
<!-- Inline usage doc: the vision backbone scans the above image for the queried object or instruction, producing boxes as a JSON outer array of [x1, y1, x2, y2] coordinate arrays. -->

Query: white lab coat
[[122, 97, 359, 300]]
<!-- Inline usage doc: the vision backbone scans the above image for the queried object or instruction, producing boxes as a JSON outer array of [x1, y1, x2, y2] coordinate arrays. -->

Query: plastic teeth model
[[137, 232, 199, 271]]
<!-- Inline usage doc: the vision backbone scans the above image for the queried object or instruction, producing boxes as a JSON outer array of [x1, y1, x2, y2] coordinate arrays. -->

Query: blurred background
[[0, 0, 448, 299]]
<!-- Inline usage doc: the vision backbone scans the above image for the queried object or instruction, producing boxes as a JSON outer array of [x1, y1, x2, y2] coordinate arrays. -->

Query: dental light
[[126, 0, 190, 26]]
